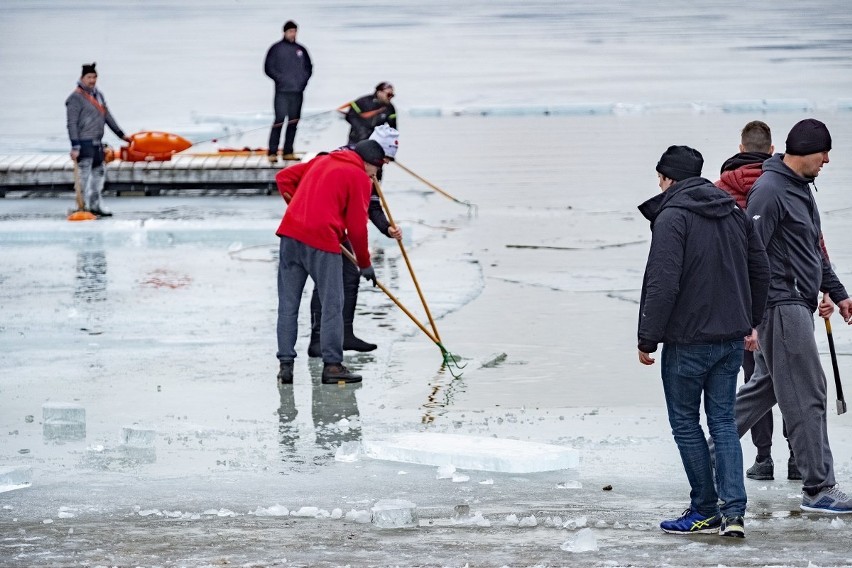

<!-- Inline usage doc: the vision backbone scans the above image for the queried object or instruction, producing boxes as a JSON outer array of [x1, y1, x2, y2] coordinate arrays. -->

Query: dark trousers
[[310, 240, 360, 327], [742, 349, 791, 458], [268, 91, 303, 155]]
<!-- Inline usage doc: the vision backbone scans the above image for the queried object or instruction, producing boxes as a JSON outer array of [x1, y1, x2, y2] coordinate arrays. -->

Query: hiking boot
[[307, 331, 322, 358], [321, 363, 362, 384], [277, 361, 294, 385], [788, 455, 802, 481], [719, 515, 745, 538], [801, 485, 852, 514], [281, 153, 300, 161], [660, 508, 721, 534], [343, 326, 377, 352], [746, 456, 774, 481], [267, 154, 278, 164]]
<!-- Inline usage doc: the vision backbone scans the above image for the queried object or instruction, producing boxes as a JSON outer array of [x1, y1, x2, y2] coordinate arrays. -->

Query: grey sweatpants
[[276, 236, 344, 364], [734, 304, 835, 492]]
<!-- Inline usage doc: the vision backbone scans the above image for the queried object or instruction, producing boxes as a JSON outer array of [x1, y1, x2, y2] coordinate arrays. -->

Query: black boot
[[277, 360, 294, 385], [308, 311, 322, 358], [788, 452, 802, 481], [343, 324, 377, 352], [321, 363, 362, 384]]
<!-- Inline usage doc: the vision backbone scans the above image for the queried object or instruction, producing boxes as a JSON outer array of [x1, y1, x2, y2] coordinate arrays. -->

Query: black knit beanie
[[785, 119, 832, 156], [353, 140, 385, 167], [283, 20, 298, 32], [81, 62, 97, 77], [656, 145, 704, 181]]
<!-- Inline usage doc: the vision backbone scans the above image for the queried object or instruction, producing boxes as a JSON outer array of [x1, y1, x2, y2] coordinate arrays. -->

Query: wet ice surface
[[2, 115, 852, 565]]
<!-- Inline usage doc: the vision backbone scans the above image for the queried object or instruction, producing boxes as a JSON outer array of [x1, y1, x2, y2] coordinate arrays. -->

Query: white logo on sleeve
[[752, 215, 761, 221]]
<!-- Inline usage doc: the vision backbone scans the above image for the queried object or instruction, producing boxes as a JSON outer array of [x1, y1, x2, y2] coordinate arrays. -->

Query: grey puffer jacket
[[65, 82, 125, 149], [746, 153, 849, 312]]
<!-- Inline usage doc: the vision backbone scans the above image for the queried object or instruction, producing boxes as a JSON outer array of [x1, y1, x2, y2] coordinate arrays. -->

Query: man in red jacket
[[273, 139, 385, 385]]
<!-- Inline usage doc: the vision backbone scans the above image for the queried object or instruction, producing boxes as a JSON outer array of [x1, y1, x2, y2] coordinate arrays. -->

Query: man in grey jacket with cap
[[736, 118, 852, 514], [66, 62, 130, 216]]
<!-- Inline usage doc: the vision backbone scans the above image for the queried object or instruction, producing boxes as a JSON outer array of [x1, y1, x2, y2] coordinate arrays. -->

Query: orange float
[[120, 131, 193, 162]]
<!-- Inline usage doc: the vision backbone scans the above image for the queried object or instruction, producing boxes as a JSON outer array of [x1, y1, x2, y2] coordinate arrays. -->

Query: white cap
[[368, 124, 399, 160]]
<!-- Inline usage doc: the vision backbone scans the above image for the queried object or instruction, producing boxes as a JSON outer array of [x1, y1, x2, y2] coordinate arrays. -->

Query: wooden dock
[[0, 154, 293, 196]]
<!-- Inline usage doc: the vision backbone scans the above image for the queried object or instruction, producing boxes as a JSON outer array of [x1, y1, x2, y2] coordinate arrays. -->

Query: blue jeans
[[661, 340, 746, 518]]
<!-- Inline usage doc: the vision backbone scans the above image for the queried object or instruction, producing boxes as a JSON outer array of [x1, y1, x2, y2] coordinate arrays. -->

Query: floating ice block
[[42, 402, 86, 441], [371, 499, 418, 529], [120, 425, 156, 448], [0, 466, 33, 492], [362, 432, 579, 473]]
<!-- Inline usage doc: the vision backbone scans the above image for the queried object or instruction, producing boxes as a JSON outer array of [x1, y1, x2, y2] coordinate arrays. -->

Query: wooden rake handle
[[371, 175, 443, 343], [339, 245, 439, 345]]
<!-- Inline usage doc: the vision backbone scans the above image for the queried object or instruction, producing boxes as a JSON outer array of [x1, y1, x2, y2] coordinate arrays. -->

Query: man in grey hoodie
[[66, 63, 129, 216], [736, 119, 852, 514]]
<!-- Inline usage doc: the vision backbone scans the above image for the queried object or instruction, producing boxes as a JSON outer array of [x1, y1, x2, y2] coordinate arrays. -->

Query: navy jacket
[[264, 39, 313, 93], [746, 153, 848, 312], [638, 177, 769, 353]]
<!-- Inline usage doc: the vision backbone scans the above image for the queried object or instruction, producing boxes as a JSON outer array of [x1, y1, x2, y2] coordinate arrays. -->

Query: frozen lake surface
[[3, 114, 852, 566], [3, 0, 852, 565]]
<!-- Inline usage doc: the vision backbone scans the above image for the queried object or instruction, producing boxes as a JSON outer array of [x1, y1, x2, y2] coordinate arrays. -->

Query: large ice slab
[[362, 433, 579, 473], [371, 499, 418, 529]]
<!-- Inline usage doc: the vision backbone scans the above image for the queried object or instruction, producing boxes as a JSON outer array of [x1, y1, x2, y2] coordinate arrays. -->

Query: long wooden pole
[[371, 175, 442, 343], [392, 160, 470, 207], [339, 245, 439, 345]]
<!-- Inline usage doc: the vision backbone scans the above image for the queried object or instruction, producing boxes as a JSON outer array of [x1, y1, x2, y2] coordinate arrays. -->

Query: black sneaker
[[746, 456, 774, 480], [277, 361, 294, 384], [788, 455, 802, 481], [343, 328, 377, 352], [719, 515, 745, 538], [321, 363, 362, 384]]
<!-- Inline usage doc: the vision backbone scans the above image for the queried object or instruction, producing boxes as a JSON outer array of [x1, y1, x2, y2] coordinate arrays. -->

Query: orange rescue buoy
[[120, 131, 193, 162]]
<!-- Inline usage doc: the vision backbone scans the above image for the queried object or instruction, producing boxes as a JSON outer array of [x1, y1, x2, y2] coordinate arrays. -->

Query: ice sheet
[[362, 432, 579, 473]]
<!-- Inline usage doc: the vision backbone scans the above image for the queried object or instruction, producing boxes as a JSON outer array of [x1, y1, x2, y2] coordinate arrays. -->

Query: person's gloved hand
[[360, 266, 377, 286]]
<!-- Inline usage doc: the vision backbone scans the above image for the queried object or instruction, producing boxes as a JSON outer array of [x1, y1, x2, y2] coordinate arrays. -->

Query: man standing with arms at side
[[716, 120, 801, 482], [66, 62, 130, 217], [736, 119, 852, 514], [638, 146, 769, 538], [273, 139, 385, 385], [265, 20, 312, 163]]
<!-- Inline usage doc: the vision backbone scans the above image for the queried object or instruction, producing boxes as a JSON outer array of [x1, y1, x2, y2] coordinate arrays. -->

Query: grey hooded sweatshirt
[[746, 153, 848, 312]]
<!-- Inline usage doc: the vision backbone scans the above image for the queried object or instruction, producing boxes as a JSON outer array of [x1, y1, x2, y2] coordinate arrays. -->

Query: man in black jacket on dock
[[264, 20, 313, 163]]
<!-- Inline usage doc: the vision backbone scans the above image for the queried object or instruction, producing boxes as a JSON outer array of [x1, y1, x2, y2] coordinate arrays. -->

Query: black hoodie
[[637, 177, 769, 353], [746, 153, 848, 312]]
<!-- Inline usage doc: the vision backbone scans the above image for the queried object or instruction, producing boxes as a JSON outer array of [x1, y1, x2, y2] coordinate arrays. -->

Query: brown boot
[[321, 363, 362, 384]]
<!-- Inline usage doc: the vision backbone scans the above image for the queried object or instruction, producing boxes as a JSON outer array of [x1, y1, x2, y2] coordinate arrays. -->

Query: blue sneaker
[[660, 508, 722, 534]]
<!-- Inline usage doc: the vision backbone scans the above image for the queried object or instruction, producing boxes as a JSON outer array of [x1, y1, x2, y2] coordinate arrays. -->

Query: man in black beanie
[[638, 145, 769, 538], [264, 20, 313, 163], [732, 118, 852, 514], [272, 139, 385, 386], [65, 62, 131, 216]]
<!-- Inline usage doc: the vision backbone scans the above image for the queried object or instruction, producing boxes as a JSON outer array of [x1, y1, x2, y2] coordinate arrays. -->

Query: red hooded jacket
[[275, 150, 372, 268], [716, 163, 762, 209]]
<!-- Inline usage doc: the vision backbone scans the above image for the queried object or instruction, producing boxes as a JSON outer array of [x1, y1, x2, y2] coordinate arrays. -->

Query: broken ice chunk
[[370, 499, 418, 529], [0, 466, 32, 493], [42, 402, 86, 441]]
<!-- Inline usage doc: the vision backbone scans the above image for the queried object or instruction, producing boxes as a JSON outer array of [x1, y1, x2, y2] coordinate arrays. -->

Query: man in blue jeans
[[638, 145, 769, 538]]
